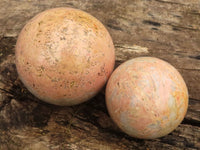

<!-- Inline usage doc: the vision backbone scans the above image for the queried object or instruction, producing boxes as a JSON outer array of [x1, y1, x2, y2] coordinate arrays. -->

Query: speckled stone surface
[[106, 57, 188, 139], [15, 7, 115, 106]]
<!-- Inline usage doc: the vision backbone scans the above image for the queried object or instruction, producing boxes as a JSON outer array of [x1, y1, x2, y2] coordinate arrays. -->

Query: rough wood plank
[[0, 0, 200, 149], [0, 58, 199, 149]]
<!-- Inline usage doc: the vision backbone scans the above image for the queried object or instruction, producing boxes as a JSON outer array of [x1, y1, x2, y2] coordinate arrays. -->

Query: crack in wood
[[170, 24, 200, 31], [182, 118, 200, 127], [154, 0, 187, 6], [143, 20, 161, 27]]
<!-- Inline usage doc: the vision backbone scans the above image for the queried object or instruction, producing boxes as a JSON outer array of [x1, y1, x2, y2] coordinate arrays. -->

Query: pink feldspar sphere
[[15, 7, 115, 106], [106, 57, 188, 139]]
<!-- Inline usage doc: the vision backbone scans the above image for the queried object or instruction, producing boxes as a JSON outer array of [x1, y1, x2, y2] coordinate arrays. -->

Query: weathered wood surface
[[0, 0, 199, 149]]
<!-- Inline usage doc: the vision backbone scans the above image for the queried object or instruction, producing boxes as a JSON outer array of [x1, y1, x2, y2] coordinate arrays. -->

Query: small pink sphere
[[16, 8, 115, 106], [106, 57, 188, 139]]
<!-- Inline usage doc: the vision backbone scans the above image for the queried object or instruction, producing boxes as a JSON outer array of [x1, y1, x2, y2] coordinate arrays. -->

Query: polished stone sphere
[[16, 8, 115, 106], [106, 57, 188, 139]]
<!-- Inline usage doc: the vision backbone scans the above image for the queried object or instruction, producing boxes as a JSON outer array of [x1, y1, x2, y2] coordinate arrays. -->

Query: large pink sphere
[[16, 8, 115, 106], [106, 57, 188, 139]]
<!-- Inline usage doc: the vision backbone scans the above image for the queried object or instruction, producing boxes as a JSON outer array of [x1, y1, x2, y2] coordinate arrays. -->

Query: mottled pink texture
[[106, 57, 188, 139], [16, 7, 115, 106]]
